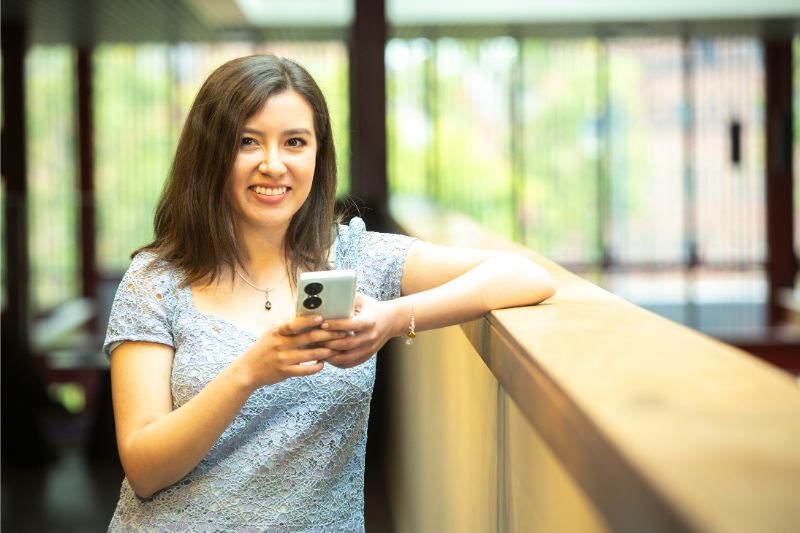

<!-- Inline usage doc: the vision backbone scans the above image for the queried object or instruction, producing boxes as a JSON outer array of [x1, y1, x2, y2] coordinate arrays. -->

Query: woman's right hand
[[236, 315, 346, 388]]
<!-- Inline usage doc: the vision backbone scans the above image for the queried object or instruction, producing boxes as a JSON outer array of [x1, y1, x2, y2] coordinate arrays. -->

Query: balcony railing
[[384, 196, 800, 533]]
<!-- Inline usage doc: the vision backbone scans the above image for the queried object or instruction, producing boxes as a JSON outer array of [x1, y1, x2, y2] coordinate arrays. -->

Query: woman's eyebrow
[[240, 126, 313, 136], [282, 128, 313, 136]]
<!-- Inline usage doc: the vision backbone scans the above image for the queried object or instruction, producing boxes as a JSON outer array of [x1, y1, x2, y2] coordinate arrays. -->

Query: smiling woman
[[228, 91, 317, 236], [103, 54, 554, 531], [145, 56, 338, 288]]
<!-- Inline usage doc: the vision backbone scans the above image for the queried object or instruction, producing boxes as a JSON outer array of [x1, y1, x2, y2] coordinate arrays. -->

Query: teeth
[[252, 186, 288, 196]]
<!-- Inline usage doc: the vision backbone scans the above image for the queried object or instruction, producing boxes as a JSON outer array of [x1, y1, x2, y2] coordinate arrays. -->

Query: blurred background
[[2, 1, 799, 531]]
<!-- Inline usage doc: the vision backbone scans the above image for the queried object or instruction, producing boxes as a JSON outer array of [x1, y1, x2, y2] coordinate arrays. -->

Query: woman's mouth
[[251, 185, 288, 197]]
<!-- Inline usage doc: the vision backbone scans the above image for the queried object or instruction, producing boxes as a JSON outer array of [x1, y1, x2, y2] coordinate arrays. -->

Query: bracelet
[[405, 297, 416, 345]]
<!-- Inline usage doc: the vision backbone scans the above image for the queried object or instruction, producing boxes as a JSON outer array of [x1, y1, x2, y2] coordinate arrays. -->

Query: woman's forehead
[[244, 91, 316, 131]]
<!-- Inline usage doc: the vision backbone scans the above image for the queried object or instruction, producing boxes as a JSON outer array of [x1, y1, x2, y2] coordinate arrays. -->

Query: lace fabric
[[103, 218, 415, 532]]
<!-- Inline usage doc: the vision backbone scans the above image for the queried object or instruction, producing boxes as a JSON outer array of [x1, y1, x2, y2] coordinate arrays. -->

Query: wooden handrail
[[389, 195, 800, 533]]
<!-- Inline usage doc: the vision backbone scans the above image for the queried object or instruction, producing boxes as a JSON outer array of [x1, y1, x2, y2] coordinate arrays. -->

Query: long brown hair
[[138, 55, 338, 285]]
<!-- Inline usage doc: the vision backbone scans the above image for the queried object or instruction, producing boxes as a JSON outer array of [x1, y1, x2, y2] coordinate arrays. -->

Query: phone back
[[296, 270, 356, 319]]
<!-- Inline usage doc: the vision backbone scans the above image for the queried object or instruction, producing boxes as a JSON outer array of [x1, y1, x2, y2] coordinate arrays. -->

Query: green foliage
[[26, 46, 79, 312], [387, 37, 606, 261], [20, 37, 778, 313], [94, 44, 176, 272]]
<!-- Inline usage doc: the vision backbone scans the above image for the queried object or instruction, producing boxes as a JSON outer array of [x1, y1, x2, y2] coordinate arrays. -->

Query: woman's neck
[[237, 226, 291, 286]]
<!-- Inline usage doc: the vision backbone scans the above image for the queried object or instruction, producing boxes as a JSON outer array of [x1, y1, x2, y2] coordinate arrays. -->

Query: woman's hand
[[317, 293, 406, 369], [236, 315, 348, 387]]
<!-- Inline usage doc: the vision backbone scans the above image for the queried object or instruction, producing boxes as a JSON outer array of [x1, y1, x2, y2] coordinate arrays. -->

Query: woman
[[105, 54, 555, 531]]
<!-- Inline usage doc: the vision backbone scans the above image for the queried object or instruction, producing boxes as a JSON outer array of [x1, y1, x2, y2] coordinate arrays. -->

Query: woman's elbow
[[530, 267, 556, 304], [494, 253, 556, 306], [119, 450, 168, 499], [540, 275, 557, 303], [123, 465, 161, 499], [131, 485, 157, 500], [512, 254, 555, 305]]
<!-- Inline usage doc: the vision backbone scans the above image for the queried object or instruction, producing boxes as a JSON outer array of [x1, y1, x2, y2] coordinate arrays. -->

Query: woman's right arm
[[111, 316, 345, 498]]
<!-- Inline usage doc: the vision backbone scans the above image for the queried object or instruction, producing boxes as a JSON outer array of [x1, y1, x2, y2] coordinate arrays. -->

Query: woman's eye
[[286, 138, 306, 148], [240, 136, 257, 147]]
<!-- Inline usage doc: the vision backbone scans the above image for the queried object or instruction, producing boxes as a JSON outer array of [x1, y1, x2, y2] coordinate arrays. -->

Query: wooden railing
[[383, 196, 800, 533]]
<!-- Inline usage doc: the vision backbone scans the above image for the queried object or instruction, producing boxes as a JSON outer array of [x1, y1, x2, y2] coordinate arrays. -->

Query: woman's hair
[[138, 55, 338, 285]]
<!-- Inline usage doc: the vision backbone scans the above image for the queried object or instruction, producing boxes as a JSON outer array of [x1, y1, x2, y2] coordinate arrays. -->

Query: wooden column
[[1, 10, 54, 464], [1, 18, 30, 343], [764, 39, 796, 325], [349, 3, 394, 530], [348, 0, 388, 230], [77, 48, 98, 306]]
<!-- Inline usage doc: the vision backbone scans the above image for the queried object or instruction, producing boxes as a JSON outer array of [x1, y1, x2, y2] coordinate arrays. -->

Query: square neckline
[[179, 230, 340, 342]]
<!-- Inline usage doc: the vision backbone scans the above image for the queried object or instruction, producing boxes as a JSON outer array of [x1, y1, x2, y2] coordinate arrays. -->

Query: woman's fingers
[[327, 350, 373, 369], [282, 347, 338, 366], [320, 314, 375, 334], [275, 316, 348, 347], [289, 360, 326, 375], [289, 328, 348, 348], [278, 315, 323, 336], [261, 289, 392, 375], [266, 347, 336, 380], [319, 335, 364, 352]]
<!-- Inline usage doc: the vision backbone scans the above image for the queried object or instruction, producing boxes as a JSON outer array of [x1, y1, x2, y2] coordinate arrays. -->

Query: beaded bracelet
[[405, 297, 416, 345]]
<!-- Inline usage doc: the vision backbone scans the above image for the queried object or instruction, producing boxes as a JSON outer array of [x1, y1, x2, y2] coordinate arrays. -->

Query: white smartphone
[[295, 269, 357, 320]]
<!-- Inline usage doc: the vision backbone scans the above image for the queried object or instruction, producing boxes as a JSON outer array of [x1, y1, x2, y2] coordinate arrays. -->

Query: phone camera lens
[[303, 296, 322, 310], [305, 282, 323, 296]]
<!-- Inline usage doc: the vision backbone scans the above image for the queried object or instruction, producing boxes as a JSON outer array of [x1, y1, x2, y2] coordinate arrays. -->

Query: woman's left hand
[[318, 292, 402, 369]]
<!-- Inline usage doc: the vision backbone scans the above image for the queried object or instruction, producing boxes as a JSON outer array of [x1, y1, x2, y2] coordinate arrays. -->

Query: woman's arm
[[399, 240, 555, 329], [322, 240, 555, 367], [111, 317, 346, 498]]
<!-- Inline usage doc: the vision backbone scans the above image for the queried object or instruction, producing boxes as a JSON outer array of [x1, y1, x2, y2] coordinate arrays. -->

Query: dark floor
[[1, 404, 394, 533], [2, 445, 124, 533], [0, 409, 116, 532]]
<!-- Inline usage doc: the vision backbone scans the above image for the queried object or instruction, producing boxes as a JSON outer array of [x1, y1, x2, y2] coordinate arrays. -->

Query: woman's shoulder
[[336, 216, 366, 241], [122, 251, 183, 294], [333, 217, 416, 299], [125, 250, 170, 276], [334, 217, 416, 267]]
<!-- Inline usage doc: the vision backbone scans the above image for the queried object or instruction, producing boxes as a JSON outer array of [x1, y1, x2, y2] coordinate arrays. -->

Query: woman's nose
[[258, 147, 287, 177]]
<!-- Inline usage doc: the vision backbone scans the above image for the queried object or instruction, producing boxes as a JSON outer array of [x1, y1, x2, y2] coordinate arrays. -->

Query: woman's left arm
[[322, 240, 555, 368]]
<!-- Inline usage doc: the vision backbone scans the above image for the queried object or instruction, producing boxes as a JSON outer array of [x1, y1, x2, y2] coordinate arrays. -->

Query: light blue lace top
[[103, 218, 415, 532]]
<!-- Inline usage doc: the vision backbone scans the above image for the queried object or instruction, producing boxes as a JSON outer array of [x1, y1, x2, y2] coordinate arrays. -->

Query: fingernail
[[314, 316, 323, 323], [321, 322, 329, 329], [348, 330, 356, 337]]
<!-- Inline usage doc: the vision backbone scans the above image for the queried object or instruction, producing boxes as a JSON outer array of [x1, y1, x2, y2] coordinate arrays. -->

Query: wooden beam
[[391, 195, 800, 533], [77, 48, 98, 306], [2, 17, 31, 345], [348, 0, 388, 229], [764, 38, 797, 325], [1, 12, 54, 464]]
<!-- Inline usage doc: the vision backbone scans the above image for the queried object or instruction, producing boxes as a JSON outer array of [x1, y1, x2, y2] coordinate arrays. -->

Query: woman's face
[[228, 90, 317, 238]]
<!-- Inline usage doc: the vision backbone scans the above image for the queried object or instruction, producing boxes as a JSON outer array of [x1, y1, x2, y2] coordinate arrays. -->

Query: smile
[[251, 185, 288, 196]]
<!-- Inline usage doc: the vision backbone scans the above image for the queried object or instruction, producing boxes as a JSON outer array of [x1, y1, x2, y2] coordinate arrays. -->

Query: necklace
[[235, 269, 288, 311]]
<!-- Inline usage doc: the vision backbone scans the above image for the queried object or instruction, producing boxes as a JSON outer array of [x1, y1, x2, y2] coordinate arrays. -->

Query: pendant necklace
[[236, 269, 288, 311]]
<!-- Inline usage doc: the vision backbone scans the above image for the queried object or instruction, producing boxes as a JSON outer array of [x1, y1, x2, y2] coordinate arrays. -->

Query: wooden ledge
[[390, 195, 800, 533]]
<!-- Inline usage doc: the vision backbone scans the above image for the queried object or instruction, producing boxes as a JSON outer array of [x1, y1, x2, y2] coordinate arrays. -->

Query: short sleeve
[[335, 217, 416, 301], [103, 252, 178, 357]]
